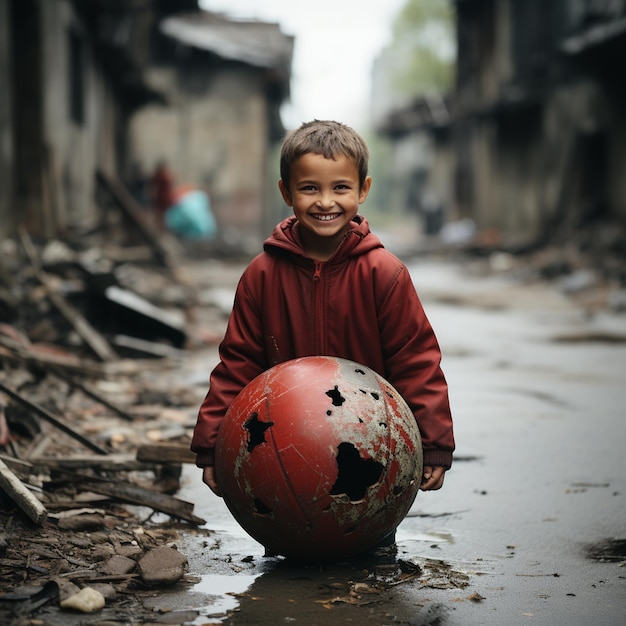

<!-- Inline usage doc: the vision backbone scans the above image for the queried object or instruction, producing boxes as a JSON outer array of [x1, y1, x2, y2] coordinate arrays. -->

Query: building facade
[[0, 0, 293, 249], [376, 0, 626, 249]]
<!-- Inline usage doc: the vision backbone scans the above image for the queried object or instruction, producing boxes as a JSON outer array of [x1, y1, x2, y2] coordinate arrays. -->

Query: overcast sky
[[198, 0, 406, 132]]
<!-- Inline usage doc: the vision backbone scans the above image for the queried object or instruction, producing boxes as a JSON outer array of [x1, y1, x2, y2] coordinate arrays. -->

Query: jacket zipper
[[313, 261, 325, 353]]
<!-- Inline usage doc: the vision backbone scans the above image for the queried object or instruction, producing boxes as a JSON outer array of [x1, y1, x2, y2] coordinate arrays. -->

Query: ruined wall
[[129, 60, 273, 249], [453, 0, 626, 242], [604, 85, 626, 223], [0, 0, 12, 238], [40, 1, 122, 234]]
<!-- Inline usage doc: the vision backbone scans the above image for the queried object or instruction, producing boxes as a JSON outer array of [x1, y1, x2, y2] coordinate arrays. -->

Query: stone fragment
[[89, 582, 117, 600], [92, 544, 116, 561], [115, 543, 143, 558], [100, 554, 136, 576], [138, 546, 187, 584], [57, 513, 105, 531], [60, 587, 106, 613], [56, 579, 81, 603]]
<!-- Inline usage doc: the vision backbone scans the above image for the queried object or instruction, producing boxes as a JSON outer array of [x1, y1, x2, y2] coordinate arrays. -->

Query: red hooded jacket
[[191, 216, 455, 469]]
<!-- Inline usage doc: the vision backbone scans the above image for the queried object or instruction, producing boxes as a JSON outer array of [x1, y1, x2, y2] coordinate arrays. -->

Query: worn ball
[[215, 356, 423, 561]]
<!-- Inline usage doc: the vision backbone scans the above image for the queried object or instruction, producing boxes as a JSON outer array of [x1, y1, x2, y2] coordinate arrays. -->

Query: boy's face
[[278, 153, 371, 253]]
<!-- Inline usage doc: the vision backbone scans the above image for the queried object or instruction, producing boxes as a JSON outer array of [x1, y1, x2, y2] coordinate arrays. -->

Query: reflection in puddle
[[190, 574, 260, 623], [586, 538, 626, 563], [403, 530, 455, 544]]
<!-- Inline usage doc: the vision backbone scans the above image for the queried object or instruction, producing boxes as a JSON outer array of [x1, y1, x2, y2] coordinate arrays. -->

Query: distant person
[[165, 187, 217, 240], [191, 120, 455, 552], [150, 160, 176, 229]]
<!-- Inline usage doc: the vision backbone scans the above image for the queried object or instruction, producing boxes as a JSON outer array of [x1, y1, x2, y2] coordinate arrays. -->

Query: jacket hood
[[264, 215, 384, 261]]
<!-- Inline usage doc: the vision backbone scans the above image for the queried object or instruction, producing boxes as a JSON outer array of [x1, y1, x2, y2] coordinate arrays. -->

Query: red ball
[[215, 356, 423, 561]]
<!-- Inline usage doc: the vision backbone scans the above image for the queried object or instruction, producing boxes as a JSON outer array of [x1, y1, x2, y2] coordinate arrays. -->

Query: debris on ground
[[0, 219, 233, 623], [0, 207, 623, 623]]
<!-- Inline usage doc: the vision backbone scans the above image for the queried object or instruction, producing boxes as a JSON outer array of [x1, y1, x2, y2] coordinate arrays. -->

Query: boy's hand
[[202, 466, 222, 497], [420, 465, 446, 491]]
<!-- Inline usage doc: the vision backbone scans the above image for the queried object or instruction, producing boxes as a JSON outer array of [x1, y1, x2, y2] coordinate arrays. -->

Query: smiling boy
[[192, 119, 454, 506]]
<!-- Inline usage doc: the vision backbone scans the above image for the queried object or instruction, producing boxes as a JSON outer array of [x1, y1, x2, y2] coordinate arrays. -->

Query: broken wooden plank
[[32, 453, 149, 471], [0, 337, 105, 378], [51, 368, 136, 421], [0, 381, 110, 455], [102, 286, 187, 348], [136, 443, 196, 465], [0, 459, 47, 525], [0, 453, 33, 474], [95, 169, 179, 275], [79, 478, 205, 525], [113, 334, 187, 360], [18, 228, 118, 362]]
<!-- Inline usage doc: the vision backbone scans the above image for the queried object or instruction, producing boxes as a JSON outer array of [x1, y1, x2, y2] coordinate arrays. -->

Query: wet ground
[[2, 237, 625, 625], [163, 252, 626, 625]]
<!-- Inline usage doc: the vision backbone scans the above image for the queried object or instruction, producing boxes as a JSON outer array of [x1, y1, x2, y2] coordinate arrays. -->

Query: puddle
[[191, 574, 260, 623], [157, 574, 260, 624]]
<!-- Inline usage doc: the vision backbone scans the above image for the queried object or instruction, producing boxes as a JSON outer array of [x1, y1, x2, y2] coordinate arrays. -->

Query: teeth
[[314, 214, 338, 221]]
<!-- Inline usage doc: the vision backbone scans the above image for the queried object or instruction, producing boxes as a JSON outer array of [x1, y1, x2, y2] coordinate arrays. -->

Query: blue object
[[165, 190, 217, 239]]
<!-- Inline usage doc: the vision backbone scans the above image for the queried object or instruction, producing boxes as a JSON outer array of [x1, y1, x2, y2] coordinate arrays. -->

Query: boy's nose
[[316, 193, 335, 209]]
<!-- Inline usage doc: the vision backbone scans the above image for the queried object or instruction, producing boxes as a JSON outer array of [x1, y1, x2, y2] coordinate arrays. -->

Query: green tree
[[388, 0, 455, 95]]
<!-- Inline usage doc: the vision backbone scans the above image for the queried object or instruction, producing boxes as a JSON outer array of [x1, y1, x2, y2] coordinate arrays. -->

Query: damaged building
[[0, 0, 294, 539], [0, 0, 294, 371], [378, 0, 626, 260], [130, 10, 293, 249], [0, 0, 293, 248], [0, 4, 295, 613]]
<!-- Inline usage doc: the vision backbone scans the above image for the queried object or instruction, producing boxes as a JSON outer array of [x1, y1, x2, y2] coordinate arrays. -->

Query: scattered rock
[[57, 513, 105, 531], [468, 591, 485, 602], [56, 579, 81, 603], [60, 586, 106, 613], [91, 544, 116, 561], [115, 542, 143, 559], [138, 546, 187, 584], [100, 554, 136, 576], [89, 582, 117, 600]]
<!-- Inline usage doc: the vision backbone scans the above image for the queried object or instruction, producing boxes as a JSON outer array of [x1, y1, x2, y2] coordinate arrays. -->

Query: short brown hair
[[280, 120, 370, 189]]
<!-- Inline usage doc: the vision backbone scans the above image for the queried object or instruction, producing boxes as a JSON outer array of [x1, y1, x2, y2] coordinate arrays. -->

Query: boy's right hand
[[202, 466, 222, 497]]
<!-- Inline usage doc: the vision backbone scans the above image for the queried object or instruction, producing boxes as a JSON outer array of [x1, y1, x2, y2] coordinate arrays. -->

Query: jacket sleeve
[[377, 265, 455, 469], [191, 268, 267, 467]]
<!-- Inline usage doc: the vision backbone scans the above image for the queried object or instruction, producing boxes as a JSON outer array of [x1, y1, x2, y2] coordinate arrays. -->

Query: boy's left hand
[[420, 465, 446, 491]]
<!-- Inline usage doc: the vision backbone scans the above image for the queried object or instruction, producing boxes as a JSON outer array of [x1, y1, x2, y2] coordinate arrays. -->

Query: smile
[[312, 213, 340, 221]]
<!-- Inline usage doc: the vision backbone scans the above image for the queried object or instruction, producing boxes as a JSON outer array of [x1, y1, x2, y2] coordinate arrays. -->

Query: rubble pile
[[0, 227, 220, 623]]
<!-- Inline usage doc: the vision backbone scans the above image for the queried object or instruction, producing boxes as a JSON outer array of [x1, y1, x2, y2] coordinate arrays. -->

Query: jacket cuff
[[423, 448, 453, 470], [194, 449, 215, 468]]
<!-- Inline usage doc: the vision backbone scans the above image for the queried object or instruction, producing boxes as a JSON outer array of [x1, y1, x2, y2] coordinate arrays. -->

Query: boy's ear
[[359, 176, 373, 204], [278, 179, 292, 206]]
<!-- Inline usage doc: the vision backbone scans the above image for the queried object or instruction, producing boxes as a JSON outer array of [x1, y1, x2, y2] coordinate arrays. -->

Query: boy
[[192, 119, 454, 502]]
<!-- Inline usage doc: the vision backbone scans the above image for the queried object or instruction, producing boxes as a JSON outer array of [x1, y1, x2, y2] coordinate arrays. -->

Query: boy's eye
[[300, 185, 317, 192]]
